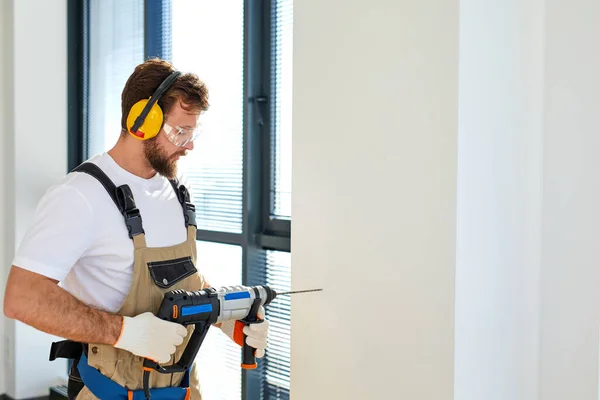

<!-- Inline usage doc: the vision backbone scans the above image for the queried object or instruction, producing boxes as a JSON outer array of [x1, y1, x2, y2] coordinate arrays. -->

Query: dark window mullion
[[67, 0, 87, 171], [195, 230, 243, 247], [144, 0, 172, 61], [267, 217, 290, 237], [243, 1, 271, 399], [257, 233, 290, 252]]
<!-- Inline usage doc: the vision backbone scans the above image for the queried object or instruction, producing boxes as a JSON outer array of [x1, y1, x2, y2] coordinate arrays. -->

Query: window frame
[[262, 0, 291, 251], [66, 1, 291, 399]]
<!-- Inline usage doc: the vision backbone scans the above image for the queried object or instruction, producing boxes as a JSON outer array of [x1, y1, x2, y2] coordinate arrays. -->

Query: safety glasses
[[162, 121, 203, 147]]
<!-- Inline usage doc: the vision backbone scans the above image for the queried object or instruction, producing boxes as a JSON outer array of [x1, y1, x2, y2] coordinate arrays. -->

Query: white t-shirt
[[12, 152, 192, 313]]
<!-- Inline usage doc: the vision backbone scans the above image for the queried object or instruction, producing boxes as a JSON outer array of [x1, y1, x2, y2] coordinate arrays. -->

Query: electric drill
[[142, 285, 321, 398]]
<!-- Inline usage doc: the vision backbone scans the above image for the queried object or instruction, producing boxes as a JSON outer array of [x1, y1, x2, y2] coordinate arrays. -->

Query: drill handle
[[143, 320, 211, 373], [240, 297, 263, 369]]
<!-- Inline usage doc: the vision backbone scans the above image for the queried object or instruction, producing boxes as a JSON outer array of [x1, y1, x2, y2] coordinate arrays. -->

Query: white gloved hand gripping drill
[[131, 285, 322, 400]]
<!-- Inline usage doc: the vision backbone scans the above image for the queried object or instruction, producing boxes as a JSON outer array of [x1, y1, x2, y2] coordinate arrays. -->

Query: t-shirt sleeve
[[12, 183, 95, 282]]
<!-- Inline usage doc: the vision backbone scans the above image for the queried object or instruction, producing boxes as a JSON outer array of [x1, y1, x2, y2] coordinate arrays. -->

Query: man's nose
[[184, 140, 194, 151]]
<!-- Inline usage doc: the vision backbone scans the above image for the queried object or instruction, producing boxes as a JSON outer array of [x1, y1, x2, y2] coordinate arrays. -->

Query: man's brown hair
[[120, 58, 209, 134]]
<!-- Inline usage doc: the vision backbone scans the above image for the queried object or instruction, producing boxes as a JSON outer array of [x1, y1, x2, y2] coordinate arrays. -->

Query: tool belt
[[50, 340, 191, 400]]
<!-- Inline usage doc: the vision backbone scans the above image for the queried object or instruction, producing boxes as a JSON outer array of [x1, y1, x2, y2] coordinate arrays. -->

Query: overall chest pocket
[[147, 256, 197, 289]]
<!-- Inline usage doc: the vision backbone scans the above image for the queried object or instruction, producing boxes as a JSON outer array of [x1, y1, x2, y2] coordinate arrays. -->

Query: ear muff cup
[[126, 70, 181, 140], [127, 98, 164, 140]]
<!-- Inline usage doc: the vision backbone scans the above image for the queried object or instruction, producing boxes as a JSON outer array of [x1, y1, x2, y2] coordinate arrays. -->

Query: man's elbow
[[4, 303, 17, 320], [4, 266, 26, 320], [4, 291, 20, 320], [3, 266, 59, 321]]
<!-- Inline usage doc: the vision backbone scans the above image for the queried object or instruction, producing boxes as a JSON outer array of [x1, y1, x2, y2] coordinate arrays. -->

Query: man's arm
[[3, 183, 121, 343], [4, 265, 189, 363], [4, 265, 122, 345]]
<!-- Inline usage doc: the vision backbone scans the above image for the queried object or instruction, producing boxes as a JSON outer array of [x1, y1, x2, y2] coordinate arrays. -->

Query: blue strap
[[77, 353, 190, 400]]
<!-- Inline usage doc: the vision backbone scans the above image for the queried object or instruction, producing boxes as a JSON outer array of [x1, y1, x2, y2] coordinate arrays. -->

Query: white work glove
[[113, 311, 188, 364], [220, 306, 269, 358]]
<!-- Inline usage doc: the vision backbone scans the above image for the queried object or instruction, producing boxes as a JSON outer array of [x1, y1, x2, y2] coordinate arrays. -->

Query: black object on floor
[[49, 385, 68, 400]]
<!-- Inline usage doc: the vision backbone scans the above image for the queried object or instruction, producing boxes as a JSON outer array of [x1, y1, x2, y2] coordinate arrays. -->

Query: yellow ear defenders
[[126, 70, 182, 140]]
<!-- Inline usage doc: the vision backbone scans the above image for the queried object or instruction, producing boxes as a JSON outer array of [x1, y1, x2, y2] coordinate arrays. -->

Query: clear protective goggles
[[163, 121, 202, 147]]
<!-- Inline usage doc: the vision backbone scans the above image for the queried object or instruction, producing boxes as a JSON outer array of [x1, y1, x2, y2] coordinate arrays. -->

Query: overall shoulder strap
[[72, 162, 145, 239], [169, 178, 197, 228]]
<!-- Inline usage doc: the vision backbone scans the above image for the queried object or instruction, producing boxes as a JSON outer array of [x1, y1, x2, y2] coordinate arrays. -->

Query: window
[[67, 1, 293, 399]]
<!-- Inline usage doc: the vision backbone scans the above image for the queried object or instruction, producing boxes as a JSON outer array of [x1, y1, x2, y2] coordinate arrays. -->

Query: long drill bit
[[277, 288, 323, 296]]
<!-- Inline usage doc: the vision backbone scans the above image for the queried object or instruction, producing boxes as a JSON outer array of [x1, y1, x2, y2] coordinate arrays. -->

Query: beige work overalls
[[73, 163, 204, 399]]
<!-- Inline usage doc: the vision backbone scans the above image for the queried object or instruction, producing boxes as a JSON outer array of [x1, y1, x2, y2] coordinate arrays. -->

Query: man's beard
[[143, 138, 185, 179]]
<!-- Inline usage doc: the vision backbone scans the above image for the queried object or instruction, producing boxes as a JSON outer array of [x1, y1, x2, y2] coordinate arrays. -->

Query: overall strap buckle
[[122, 209, 144, 238], [184, 203, 197, 228], [169, 179, 197, 228], [117, 185, 145, 238]]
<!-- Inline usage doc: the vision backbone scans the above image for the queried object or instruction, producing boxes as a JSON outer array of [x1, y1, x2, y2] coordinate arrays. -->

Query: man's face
[[143, 101, 199, 179]]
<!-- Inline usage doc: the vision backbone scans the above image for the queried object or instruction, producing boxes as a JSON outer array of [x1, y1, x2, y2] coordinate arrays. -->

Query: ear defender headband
[[126, 70, 182, 140]]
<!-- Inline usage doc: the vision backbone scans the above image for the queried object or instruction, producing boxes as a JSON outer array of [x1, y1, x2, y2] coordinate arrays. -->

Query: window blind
[[270, 0, 294, 219], [85, 0, 144, 158], [170, 2, 245, 398], [172, 0, 245, 234], [194, 241, 243, 400], [264, 250, 292, 399], [84, 2, 245, 397]]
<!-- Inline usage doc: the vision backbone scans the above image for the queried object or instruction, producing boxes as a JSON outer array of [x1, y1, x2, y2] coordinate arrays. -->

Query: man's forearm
[[4, 266, 122, 345]]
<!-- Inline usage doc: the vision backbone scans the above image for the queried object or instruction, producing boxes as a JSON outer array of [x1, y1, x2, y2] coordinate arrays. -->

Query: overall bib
[[50, 163, 204, 399]]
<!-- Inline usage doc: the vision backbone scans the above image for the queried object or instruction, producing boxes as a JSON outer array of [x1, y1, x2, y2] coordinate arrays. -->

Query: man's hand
[[113, 312, 188, 363], [220, 306, 269, 358]]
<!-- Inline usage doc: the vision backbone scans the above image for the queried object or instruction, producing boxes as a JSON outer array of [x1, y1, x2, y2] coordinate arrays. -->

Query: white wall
[[0, 0, 10, 394], [457, 1, 600, 398], [454, 1, 545, 399], [291, 1, 459, 399], [2, 0, 69, 398], [540, 0, 600, 398]]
